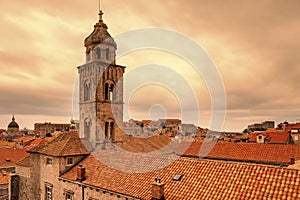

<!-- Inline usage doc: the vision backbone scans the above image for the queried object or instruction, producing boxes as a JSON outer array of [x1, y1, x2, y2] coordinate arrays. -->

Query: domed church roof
[[84, 10, 117, 53], [8, 115, 19, 129]]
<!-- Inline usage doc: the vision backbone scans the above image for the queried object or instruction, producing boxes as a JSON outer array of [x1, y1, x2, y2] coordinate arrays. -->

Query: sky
[[0, 0, 299, 131]]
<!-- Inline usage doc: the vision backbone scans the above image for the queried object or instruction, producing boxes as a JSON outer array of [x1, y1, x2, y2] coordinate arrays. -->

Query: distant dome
[[84, 11, 117, 53], [8, 116, 19, 129]]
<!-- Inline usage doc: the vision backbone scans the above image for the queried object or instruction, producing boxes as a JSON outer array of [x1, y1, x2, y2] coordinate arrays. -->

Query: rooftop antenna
[[98, 0, 103, 21]]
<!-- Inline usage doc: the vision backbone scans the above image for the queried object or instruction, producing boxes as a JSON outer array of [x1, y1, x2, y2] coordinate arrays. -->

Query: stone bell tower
[[78, 9, 125, 144]]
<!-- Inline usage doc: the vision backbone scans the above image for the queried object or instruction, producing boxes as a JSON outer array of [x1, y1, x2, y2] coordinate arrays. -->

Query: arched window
[[105, 122, 109, 140], [106, 48, 109, 60], [84, 82, 90, 101], [84, 120, 90, 139], [96, 48, 101, 60], [110, 122, 115, 141], [104, 82, 114, 101]]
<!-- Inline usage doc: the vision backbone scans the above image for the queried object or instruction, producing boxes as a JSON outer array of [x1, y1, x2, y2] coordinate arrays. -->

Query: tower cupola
[[84, 10, 117, 54]]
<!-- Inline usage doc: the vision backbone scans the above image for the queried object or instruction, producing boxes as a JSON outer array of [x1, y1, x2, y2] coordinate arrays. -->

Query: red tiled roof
[[14, 137, 35, 143], [16, 156, 30, 167], [286, 123, 300, 132], [0, 148, 29, 168], [61, 154, 300, 200], [249, 131, 289, 144], [27, 132, 89, 156], [118, 135, 171, 153], [176, 141, 300, 165], [0, 141, 16, 148], [24, 137, 55, 150]]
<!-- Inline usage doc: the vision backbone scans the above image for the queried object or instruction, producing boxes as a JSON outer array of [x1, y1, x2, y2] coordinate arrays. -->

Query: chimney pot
[[76, 164, 86, 182], [151, 177, 165, 200], [291, 156, 295, 164]]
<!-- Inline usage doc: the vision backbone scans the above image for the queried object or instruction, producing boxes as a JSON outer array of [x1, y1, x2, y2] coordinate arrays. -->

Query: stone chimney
[[291, 156, 295, 164], [76, 164, 86, 182], [151, 177, 165, 200]]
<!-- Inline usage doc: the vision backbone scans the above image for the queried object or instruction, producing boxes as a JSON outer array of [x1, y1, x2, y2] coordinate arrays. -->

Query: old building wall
[[18, 176, 31, 200], [39, 155, 61, 200], [0, 184, 8, 200], [16, 166, 30, 178], [29, 153, 41, 200], [16, 163, 31, 199], [58, 156, 86, 174], [57, 179, 137, 200]]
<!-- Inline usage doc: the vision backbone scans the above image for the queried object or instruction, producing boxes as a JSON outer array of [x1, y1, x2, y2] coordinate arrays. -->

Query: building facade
[[34, 122, 71, 136]]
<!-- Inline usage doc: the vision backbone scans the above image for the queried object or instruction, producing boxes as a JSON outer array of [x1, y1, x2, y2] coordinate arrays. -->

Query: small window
[[258, 135, 262, 140], [67, 157, 73, 165], [106, 48, 109, 60], [46, 158, 53, 165], [65, 192, 73, 200], [45, 184, 53, 200], [173, 174, 184, 181], [96, 48, 101, 60]]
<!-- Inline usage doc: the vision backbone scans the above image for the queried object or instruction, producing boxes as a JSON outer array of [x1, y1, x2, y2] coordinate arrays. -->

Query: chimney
[[76, 164, 86, 182], [290, 156, 295, 164], [151, 177, 165, 200]]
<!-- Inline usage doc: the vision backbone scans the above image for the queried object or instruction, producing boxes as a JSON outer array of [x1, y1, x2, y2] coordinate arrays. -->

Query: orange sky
[[0, 0, 300, 131]]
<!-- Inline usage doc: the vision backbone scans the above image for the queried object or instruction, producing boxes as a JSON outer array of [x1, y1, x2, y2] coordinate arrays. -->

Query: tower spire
[[98, 0, 103, 21]]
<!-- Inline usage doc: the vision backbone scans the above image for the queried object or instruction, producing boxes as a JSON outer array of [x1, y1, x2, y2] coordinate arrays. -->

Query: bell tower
[[78, 9, 125, 144]]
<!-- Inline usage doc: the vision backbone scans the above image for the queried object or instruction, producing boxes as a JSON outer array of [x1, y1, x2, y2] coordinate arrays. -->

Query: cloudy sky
[[0, 0, 299, 131]]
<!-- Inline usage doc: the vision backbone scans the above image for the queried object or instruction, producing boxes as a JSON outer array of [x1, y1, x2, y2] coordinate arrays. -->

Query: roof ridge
[[58, 137, 72, 156]]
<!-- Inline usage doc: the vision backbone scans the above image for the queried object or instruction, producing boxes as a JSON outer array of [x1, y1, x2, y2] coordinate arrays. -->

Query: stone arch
[[84, 80, 91, 101], [95, 47, 101, 60], [104, 118, 115, 141], [104, 79, 115, 101], [84, 118, 91, 139]]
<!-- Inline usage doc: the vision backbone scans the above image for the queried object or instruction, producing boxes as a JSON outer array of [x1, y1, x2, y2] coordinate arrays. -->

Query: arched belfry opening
[[104, 120, 115, 141], [104, 81, 115, 101]]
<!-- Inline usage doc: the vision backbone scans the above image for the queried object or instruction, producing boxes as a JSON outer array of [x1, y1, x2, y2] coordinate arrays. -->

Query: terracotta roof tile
[[16, 156, 30, 167], [61, 153, 300, 200], [118, 135, 171, 153], [28, 132, 89, 156], [249, 131, 289, 143], [0, 141, 16, 148], [24, 137, 54, 150], [176, 141, 300, 165], [14, 137, 35, 143], [0, 148, 29, 168]]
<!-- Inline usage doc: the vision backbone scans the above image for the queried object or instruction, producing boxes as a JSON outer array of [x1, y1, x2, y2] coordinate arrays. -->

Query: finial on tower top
[[98, 0, 103, 21], [99, 10, 104, 21]]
